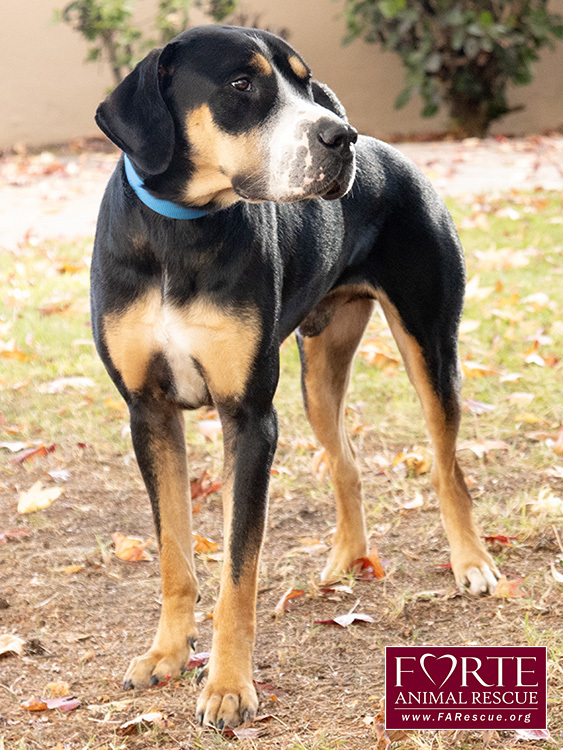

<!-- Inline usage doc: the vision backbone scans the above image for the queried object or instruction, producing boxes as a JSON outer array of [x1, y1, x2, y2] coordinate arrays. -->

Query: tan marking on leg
[[103, 289, 160, 392], [288, 54, 309, 79], [165, 301, 260, 401], [250, 52, 272, 76], [301, 296, 374, 581], [196, 437, 259, 728], [124, 411, 199, 687], [184, 104, 262, 207], [377, 291, 499, 593]]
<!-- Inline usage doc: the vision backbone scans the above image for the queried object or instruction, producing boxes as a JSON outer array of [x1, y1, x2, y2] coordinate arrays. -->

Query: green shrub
[[342, 0, 563, 136]]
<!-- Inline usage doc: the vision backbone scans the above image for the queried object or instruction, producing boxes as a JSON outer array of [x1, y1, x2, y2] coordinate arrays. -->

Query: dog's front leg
[[123, 396, 199, 688], [197, 399, 278, 729]]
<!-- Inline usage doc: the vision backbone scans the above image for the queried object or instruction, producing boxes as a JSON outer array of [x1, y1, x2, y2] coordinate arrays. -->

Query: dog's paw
[[123, 636, 196, 689], [196, 675, 258, 729], [451, 547, 500, 596]]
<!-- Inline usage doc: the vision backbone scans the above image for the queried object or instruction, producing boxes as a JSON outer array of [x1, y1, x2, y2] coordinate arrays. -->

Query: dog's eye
[[231, 78, 252, 92]]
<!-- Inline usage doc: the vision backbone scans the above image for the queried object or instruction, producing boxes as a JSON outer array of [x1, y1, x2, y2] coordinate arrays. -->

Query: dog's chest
[[103, 291, 260, 405]]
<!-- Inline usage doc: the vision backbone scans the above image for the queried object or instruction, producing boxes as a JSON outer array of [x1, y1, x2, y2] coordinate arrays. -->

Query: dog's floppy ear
[[95, 48, 175, 175], [311, 81, 349, 123]]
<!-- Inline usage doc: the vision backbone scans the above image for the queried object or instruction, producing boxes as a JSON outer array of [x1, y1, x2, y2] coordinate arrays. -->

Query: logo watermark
[[385, 646, 547, 730]]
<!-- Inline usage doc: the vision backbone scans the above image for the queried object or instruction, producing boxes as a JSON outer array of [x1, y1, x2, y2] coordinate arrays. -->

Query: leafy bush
[[55, 0, 237, 86], [342, 0, 563, 136]]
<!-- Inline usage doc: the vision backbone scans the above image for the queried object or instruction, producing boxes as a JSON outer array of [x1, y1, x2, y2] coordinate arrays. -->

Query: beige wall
[[1, 0, 562, 149]]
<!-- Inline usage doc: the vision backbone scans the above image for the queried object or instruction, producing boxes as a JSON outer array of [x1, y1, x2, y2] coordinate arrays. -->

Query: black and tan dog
[[91, 25, 499, 728]]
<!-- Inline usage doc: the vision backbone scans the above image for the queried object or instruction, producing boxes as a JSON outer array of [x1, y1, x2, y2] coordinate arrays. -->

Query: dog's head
[[96, 26, 357, 208]]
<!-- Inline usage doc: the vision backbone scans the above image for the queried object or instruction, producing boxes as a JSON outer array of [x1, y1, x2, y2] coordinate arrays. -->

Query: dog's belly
[[103, 290, 260, 405]]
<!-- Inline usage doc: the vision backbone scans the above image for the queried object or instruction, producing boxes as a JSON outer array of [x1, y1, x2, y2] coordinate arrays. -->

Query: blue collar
[[123, 154, 210, 220]]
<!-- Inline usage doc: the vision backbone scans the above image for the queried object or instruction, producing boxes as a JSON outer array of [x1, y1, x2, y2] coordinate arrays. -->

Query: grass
[[1, 189, 562, 749]]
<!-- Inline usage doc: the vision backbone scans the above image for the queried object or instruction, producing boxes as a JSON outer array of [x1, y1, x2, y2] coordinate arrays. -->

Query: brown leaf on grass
[[111, 532, 153, 562], [56, 262, 87, 275], [21, 696, 80, 712], [117, 712, 167, 735], [358, 338, 400, 368], [462, 361, 500, 379], [198, 419, 222, 441], [38, 299, 73, 316], [195, 611, 213, 623], [254, 680, 288, 700], [457, 439, 509, 459], [190, 470, 222, 500], [192, 533, 218, 555], [0, 634, 25, 657], [0, 348, 35, 362], [462, 398, 495, 415], [44, 681, 70, 698], [392, 450, 431, 475], [274, 587, 305, 614], [352, 548, 385, 580], [482, 535, 519, 546], [553, 427, 563, 457], [12, 443, 55, 464], [315, 607, 375, 628], [493, 575, 525, 599], [17, 481, 63, 514], [0, 528, 31, 544], [104, 397, 126, 411], [187, 651, 211, 670]]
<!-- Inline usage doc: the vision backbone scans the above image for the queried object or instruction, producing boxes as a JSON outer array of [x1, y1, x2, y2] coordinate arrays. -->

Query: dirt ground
[[1, 432, 562, 749]]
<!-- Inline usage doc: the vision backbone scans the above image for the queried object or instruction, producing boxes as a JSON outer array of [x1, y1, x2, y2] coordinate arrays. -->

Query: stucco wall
[[1, 0, 562, 149]]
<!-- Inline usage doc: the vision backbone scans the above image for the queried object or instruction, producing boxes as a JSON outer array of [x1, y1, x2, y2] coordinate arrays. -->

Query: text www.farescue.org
[[400, 712, 533, 723]]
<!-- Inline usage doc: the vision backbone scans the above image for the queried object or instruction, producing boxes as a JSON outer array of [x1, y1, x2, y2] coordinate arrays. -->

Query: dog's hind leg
[[377, 291, 499, 595], [123, 397, 199, 688], [297, 294, 374, 582]]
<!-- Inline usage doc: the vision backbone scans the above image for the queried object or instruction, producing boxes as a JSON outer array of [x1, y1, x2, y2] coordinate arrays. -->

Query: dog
[[91, 24, 500, 729]]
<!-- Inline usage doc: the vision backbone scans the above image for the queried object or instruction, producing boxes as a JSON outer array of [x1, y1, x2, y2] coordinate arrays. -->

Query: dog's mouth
[[320, 179, 344, 201]]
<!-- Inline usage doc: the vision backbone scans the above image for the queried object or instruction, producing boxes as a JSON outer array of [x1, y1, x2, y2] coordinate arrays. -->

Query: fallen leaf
[[402, 492, 423, 510], [190, 470, 222, 500], [104, 396, 126, 411], [457, 439, 509, 459], [195, 611, 213, 623], [0, 347, 35, 362], [192, 533, 219, 555], [21, 696, 80, 712], [550, 563, 563, 583], [482, 535, 519, 546], [462, 361, 499, 379], [44, 681, 70, 698], [117, 712, 167, 736], [352, 548, 385, 580], [358, 339, 400, 368], [315, 609, 375, 628], [198, 419, 222, 441], [274, 587, 305, 614], [493, 575, 525, 599], [0, 528, 31, 544], [514, 728, 550, 740], [111, 532, 153, 562], [530, 488, 563, 513], [393, 450, 431, 475], [187, 651, 210, 670], [0, 634, 25, 657], [12, 443, 56, 464], [462, 398, 495, 415], [39, 377, 95, 394], [17, 481, 63, 514], [62, 564, 84, 575], [254, 680, 288, 699], [553, 427, 563, 457]]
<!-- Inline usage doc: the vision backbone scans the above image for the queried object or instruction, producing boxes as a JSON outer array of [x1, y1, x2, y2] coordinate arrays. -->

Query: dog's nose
[[317, 121, 358, 152]]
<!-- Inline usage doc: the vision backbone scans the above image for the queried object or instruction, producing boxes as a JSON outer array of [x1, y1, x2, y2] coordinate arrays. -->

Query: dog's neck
[[123, 154, 211, 220]]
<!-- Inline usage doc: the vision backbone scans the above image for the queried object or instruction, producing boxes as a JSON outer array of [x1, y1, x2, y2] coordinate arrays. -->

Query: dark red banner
[[385, 646, 546, 730]]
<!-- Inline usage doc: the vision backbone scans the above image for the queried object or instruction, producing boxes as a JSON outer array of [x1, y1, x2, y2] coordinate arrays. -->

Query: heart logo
[[420, 653, 457, 688]]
